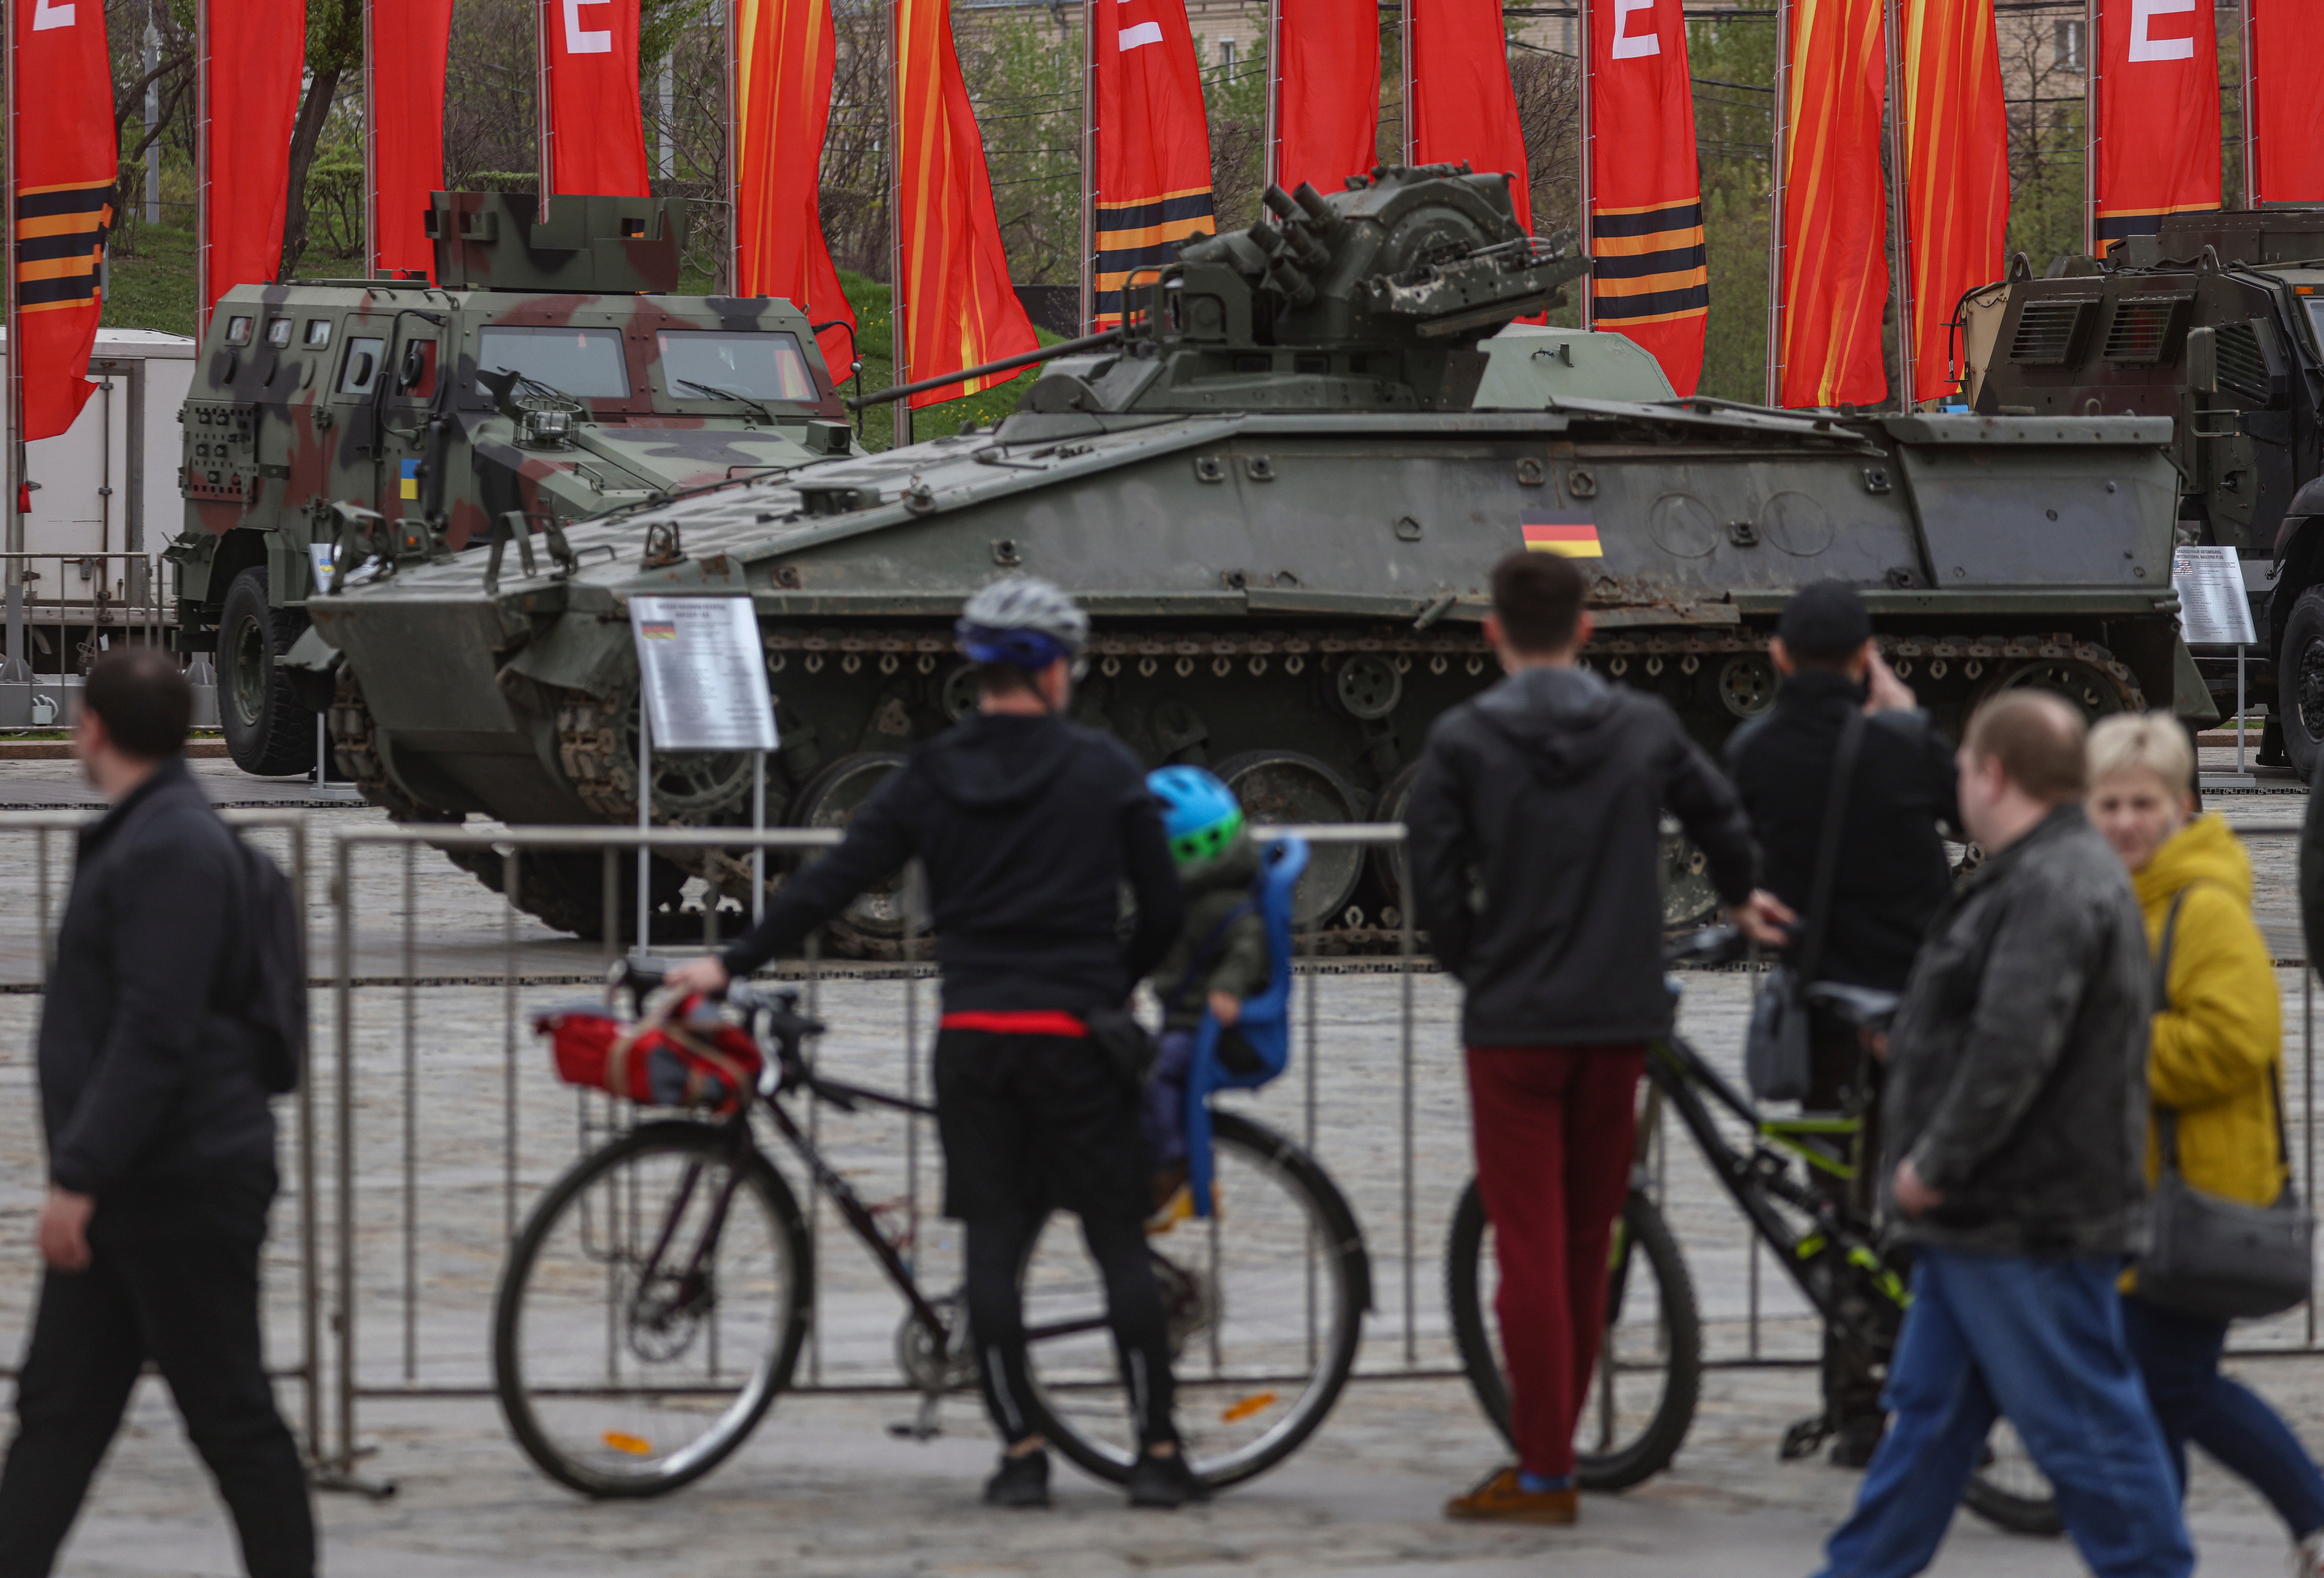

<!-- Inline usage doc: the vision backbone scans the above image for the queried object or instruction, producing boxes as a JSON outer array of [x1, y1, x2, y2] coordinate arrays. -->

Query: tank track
[[536, 624, 2145, 958]]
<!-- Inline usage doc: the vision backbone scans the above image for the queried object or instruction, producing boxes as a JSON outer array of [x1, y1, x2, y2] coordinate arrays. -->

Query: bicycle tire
[[1447, 1182, 1703, 1491], [493, 1120, 813, 1498], [1023, 1110, 1371, 1490]]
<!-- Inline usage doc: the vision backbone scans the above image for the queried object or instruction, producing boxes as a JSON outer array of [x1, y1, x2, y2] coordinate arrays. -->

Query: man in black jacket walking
[[1408, 550, 1786, 1524], [1813, 690, 2188, 1578], [666, 577, 1198, 1509], [1725, 581, 1959, 1466], [0, 650, 313, 1577]]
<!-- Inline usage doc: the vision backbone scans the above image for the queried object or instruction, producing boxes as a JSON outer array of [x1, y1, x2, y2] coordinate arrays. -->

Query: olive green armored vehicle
[[170, 190, 857, 774], [301, 165, 2198, 945], [1966, 209, 2324, 775]]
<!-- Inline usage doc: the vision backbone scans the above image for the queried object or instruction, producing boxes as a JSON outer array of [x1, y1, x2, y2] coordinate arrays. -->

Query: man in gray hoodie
[[1408, 549, 1787, 1523], [1813, 690, 2189, 1578]]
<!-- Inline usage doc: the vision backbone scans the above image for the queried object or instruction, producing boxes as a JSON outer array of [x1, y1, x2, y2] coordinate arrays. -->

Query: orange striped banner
[[734, 0, 857, 373], [1775, 0, 1889, 408], [1900, 0, 2007, 402], [1091, 0, 1215, 328], [1584, 0, 1708, 393], [893, 0, 1040, 408], [11, 0, 114, 441]]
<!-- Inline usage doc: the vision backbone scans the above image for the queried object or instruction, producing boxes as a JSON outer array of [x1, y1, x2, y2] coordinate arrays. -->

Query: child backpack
[[1181, 834, 1307, 1218]]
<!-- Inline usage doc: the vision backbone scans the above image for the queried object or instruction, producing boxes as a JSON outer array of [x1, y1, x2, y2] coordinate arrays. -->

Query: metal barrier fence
[[0, 810, 2313, 1494]]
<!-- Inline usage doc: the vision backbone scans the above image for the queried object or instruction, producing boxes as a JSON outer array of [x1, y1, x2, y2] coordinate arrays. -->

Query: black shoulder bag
[[2135, 888, 2315, 1320], [1745, 707, 1866, 1104]]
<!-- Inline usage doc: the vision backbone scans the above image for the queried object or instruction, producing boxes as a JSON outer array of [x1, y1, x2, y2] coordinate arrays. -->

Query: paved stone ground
[[0, 758, 2317, 1574]]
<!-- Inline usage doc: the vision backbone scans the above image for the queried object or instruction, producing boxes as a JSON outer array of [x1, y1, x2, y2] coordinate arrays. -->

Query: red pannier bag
[[533, 996, 763, 1113]]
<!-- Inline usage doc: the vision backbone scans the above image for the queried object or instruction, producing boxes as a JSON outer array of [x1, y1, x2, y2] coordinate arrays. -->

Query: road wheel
[[2275, 586, 2324, 783], [219, 566, 318, 776]]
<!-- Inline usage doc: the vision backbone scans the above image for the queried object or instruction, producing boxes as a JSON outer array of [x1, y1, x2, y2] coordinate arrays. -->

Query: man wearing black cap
[[1725, 580, 1961, 1469]]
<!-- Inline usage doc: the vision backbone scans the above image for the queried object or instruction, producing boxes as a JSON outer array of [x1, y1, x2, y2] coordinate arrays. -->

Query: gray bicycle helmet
[[955, 577, 1091, 670]]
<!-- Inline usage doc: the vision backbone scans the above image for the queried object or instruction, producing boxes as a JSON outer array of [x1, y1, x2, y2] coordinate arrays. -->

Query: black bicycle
[[1446, 927, 2062, 1536], [492, 964, 1372, 1498]]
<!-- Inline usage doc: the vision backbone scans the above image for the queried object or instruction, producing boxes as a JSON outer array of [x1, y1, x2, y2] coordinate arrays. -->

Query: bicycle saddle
[[1803, 981, 1900, 1030]]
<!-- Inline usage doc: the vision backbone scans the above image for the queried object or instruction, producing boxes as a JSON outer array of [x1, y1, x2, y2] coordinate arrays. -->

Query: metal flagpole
[[4, 0, 19, 577], [362, 0, 377, 277], [1882, 0, 1913, 411], [1079, 0, 1094, 333], [196, 0, 213, 341], [1766, 0, 1791, 406], [1576, 0, 1594, 331], [2239, 0, 2256, 209], [535, 0, 554, 223], [1261, 0, 1280, 192], [2083, 0, 2097, 256], [888, 0, 909, 445], [1399, 0, 1414, 165], [727, 0, 740, 295]]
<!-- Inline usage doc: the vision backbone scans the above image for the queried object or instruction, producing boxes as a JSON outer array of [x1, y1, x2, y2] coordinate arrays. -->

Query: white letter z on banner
[[2127, 0, 2194, 61], [1611, 0, 1661, 59], [562, 0, 612, 54]]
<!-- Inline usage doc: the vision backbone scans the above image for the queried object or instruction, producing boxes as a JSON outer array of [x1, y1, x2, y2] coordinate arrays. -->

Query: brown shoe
[[1444, 1467, 1578, 1524]]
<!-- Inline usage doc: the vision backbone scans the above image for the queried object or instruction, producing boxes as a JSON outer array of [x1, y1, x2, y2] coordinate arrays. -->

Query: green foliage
[[955, 12, 1082, 285], [1688, 14, 1779, 402], [101, 223, 199, 340]]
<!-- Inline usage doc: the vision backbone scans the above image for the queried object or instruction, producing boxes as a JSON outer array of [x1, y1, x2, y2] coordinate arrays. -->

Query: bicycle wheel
[[1963, 1421, 2064, 1536], [1017, 1110, 1370, 1490], [493, 1119, 812, 1498], [1447, 1182, 1702, 1491]]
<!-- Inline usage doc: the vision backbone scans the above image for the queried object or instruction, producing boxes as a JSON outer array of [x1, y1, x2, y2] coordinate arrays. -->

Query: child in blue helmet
[[1142, 766, 1272, 1211]]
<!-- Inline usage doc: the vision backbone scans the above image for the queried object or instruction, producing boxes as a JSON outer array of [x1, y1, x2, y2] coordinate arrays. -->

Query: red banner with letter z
[[541, 0, 651, 199], [734, 0, 857, 372], [12, 0, 114, 440], [201, 0, 303, 327], [2244, 0, 2323, 205], [1271, 0, 1378, 197], [2091, 0, 2218, 245], [371, 0, 456, 279], [1091, 0, 1215, 330], [1584, 0, 1708, 394], [1410, 0, 1532, 230]]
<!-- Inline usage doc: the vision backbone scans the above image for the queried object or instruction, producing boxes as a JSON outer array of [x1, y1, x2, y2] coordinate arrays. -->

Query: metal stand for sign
[[631, 697, 768, 954], [2177, 546, 2260, 791]]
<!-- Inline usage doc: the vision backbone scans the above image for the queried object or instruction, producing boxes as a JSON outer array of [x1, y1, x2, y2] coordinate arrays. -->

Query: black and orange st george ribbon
[[11, 0, 116, 443]]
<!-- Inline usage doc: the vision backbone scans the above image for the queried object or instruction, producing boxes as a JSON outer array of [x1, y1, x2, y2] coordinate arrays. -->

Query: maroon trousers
[[1465, 1042, 1647, 1480]]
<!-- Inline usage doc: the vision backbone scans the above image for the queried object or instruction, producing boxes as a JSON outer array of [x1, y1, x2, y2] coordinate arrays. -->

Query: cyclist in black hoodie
[[666, 578, 1196, 1509]]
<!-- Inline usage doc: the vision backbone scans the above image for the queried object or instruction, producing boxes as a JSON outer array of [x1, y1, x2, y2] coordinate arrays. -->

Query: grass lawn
[[97, 237, 1048, 454]]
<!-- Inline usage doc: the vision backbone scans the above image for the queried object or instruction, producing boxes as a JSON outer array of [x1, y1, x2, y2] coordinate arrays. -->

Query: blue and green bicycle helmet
[[1148, 765, 1245, 864]]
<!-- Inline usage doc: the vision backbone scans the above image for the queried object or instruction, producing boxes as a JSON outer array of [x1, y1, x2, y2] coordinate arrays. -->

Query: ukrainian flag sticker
[[1522, 521, 1602, 558], [400, 459, 421, 501]]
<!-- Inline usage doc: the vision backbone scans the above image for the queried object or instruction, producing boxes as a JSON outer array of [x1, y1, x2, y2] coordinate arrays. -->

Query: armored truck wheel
[[2276, 586, 2324, 783], [219, 567, 318, 777]]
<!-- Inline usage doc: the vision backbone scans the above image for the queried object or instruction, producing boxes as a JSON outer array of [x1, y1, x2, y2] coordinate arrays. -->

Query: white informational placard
[[628, 595, 778, 752], [2172, 545, 2258, 647]]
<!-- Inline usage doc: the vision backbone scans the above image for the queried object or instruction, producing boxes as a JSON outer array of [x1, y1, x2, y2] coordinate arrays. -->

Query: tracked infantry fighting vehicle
[[171, 190, 856, 774], [303, 165, 2197, 945], [1968, 209, 2324, 773]]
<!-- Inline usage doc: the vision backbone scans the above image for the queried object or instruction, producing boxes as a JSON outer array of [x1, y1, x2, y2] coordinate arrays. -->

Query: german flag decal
[[14, 183, 110, 312], [1523, 521, 1602, 558]]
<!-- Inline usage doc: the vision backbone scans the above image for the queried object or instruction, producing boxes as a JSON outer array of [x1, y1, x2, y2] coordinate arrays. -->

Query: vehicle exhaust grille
[[2008, 298, 2092, 365], [2101, 296, 2189, 364], [2215, 320, 2272, 402]]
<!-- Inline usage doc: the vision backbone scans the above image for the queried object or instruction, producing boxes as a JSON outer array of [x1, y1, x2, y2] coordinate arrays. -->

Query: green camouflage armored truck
[[169, 190, 857, 774], [298, 166, 2202, 944]]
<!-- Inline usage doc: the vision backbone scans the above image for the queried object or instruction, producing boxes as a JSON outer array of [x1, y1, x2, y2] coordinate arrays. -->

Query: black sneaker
[[984, 1448, 1051, 1508], [1127, 1449, 1211, 1509], [1829, 1417, 1887, 1471]]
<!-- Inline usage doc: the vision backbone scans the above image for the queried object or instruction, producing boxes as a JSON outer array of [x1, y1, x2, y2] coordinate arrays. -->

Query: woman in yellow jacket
[[2088, 712, 2324, 1570]]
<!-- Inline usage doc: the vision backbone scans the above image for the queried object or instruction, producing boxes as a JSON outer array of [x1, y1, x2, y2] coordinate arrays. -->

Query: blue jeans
[[1139, 1028, 1197, 1169], [2123, 1293, 2324, 1539], [1817, 1247, 2192, 1578]]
